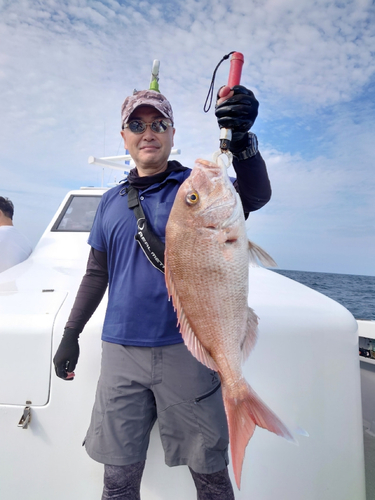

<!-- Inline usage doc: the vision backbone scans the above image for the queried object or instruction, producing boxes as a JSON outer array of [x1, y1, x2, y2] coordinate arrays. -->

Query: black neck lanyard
[[126, 185, 165, 274]]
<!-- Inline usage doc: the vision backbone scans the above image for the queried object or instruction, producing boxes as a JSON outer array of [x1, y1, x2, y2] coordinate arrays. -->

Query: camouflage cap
[[121, 90, 174, 128]]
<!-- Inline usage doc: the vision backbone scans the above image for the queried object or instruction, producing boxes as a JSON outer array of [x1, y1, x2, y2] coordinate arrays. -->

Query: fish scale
[[165, 158, 293, 489]]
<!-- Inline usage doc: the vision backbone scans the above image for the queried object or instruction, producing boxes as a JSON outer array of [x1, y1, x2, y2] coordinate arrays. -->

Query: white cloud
[[246, 104, 375, 274], [0, 0, 374, 273]]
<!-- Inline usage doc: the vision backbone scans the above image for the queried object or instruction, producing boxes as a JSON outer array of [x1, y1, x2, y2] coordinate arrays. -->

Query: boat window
[[52, 195, 102, 232]]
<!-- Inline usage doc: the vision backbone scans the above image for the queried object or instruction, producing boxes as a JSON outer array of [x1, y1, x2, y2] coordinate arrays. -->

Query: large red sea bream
[[165, 158, 293, 489]]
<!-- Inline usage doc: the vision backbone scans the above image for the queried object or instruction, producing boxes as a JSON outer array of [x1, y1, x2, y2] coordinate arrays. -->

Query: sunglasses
[[123, 118, 173, 134]]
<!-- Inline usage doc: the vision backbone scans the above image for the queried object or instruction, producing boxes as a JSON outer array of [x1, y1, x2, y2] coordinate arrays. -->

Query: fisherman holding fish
[[54, 82, 272, 499]]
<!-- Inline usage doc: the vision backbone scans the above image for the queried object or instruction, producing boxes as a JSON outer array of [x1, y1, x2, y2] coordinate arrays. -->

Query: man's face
[[121, 105, 175, 177]]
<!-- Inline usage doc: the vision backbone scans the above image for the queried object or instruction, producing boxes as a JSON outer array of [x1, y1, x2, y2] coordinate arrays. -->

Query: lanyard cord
[[126, 185, 166, 274], [203, 51, 235, 113]]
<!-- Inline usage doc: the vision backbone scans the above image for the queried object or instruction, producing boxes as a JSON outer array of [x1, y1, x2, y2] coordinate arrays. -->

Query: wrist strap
[[127, 185, 165, 274], [233, 132, 258, 160]]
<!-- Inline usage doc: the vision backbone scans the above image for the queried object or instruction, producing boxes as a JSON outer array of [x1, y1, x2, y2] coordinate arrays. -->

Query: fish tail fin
[[223, 380, 294, 490], [248, 240, 277, 267]]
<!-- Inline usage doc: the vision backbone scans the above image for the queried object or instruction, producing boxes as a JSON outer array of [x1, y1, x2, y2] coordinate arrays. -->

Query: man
[[0, 196, 32, 273], [53, 85, 271, 499]]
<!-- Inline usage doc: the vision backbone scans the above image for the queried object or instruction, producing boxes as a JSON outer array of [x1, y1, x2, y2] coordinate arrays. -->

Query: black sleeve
[[232, 151, 272, 218], [65, 247, 108, 333]]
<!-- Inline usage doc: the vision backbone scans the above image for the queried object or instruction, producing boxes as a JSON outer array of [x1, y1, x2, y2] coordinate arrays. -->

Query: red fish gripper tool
[[227, 52, 244, 88], [219, 52, 244, 154]]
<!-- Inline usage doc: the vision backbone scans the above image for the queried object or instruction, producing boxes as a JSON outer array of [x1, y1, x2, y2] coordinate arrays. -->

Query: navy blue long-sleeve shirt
[[66, 152, 271, 340]]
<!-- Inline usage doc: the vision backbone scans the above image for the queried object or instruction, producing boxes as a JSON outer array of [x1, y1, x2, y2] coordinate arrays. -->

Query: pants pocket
[[191, 384, 229, 452]]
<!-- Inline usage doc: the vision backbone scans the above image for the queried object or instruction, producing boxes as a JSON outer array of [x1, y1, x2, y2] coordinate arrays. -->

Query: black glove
[[53, 328, 80, 380], [215, 85, 259, 153]]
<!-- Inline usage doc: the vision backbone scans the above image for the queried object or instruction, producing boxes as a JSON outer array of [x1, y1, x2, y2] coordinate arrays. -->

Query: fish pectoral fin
[[241, 307, 258, 364], [164, 252, 218, 372], [248, 240, 277, 267], [179, 310, 218, 371]]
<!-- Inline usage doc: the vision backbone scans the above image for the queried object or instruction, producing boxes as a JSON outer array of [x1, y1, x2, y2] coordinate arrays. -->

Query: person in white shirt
[[0, 196, 32, 273]]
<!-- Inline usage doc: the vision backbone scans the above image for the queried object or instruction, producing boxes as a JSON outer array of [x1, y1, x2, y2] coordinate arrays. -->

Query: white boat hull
[[0, 189, 365, 499]]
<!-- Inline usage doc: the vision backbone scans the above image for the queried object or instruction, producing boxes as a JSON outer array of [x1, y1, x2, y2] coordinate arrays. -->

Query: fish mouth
[[190, 159, 242, 228]]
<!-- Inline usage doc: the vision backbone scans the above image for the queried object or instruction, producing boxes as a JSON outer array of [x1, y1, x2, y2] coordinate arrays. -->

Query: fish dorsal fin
[[241, 307, 259, 364], [248, 240, 277, 267], [165, 254, 218, 372]]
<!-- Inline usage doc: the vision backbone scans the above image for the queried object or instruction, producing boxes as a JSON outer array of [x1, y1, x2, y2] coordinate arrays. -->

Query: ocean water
[[273, 269, 375, 321]]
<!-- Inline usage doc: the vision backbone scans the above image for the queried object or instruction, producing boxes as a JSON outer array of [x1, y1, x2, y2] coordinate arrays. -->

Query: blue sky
[[0, 0, 374, 276]]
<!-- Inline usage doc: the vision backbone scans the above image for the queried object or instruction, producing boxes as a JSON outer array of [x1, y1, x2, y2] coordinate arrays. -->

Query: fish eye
[[186, 191, 199, 205]]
